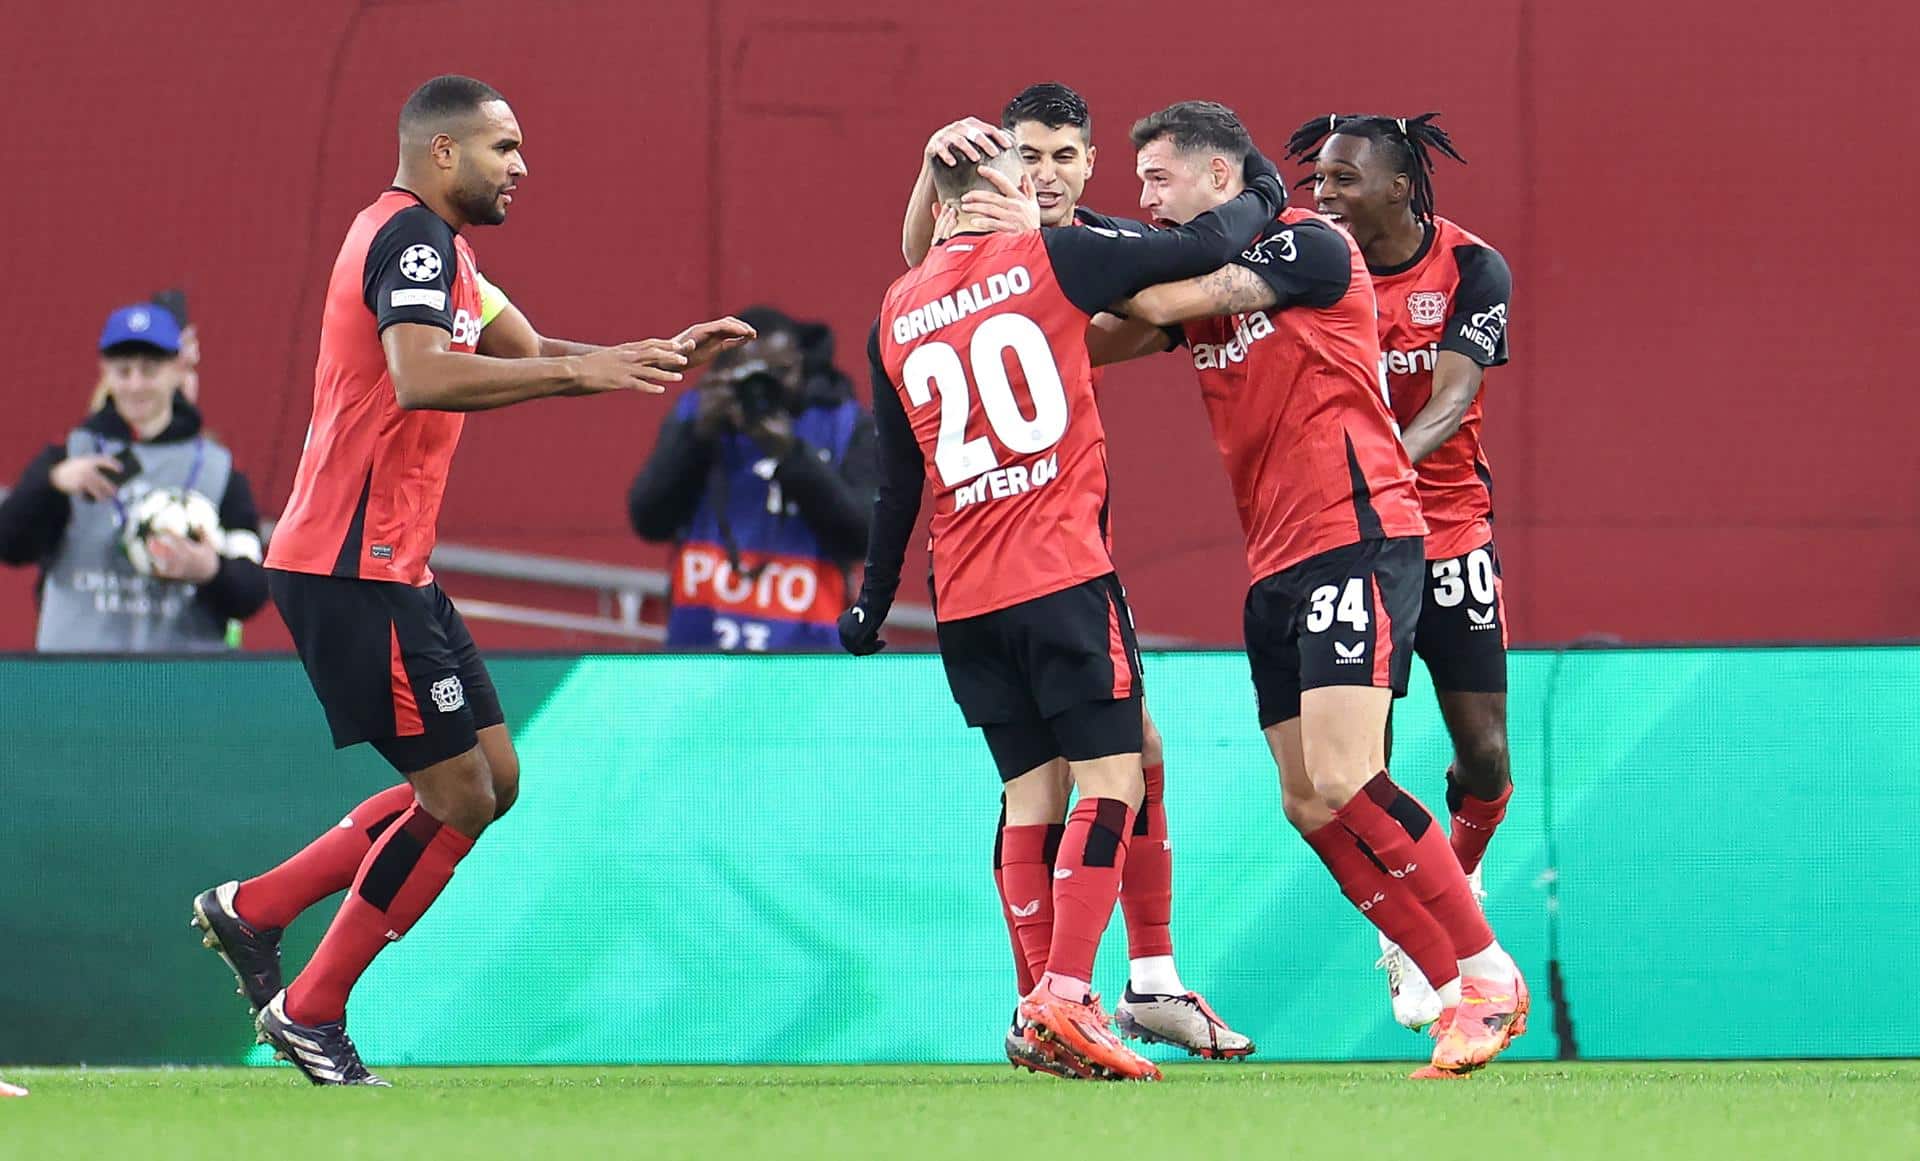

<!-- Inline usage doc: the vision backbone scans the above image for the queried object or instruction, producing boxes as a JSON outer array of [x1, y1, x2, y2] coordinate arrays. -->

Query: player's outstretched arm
[[1039, 153, 1287, 320], [1122, 217, 1355, 326], [1120, 264, 1281, 326], [383, 323, 689, 412], [478, 302, 753, 370], [672, 317, 756, 367], [902, 118, 1015, 266]]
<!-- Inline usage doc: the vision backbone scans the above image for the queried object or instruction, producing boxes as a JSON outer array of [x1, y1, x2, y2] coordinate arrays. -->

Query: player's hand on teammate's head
[[674, 316, 757, 368], [1241, 148, 1288, 213], [959, 165, 1042, 235], [925, 118, 1013, 167], [837, 602, 887, 656], [577, 339, 690, 394], [931, 203, 962, 245]]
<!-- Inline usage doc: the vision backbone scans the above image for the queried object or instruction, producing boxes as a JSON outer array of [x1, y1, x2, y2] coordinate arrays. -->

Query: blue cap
[[98, 303, 182, 354]]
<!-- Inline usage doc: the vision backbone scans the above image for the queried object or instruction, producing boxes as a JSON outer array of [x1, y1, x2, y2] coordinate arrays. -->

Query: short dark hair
[[1129, 100, 1251, 160], [399, 75, 505, 139], [1002, 82, 1091, 138], [1284, 112, 1466, 222], [929, 149, 1022, 203]]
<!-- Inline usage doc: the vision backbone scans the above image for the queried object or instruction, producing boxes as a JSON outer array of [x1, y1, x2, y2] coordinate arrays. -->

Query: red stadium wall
[[2, 0, 1914, 650]]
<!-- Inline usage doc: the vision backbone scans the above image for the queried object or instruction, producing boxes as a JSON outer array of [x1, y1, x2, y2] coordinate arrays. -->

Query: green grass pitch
[[4, 1062, 1915, 1160]]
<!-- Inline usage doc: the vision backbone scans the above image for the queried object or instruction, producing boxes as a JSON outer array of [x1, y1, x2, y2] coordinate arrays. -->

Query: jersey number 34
[[902, 313, 1069, 486]]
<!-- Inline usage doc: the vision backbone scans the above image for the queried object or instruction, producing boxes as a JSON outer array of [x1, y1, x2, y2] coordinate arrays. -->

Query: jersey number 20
[[902, 313, 1069, 486]]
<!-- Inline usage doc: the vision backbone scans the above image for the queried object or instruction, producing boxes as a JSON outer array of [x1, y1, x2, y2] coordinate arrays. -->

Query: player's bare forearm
[[478, 303, 604, 366], [388, 345, 584, 411], [1087, 313, 1174, 368], [1401, 353, 1485, 463], [385, 323, 684, 411], [902, 162, 938, 266], [1123, 265, 1280, 326]]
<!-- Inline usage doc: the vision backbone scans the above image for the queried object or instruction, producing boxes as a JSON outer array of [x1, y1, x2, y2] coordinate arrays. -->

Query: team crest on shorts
[[429, 676, 466, 713], [1408, 291, 1449, 326]]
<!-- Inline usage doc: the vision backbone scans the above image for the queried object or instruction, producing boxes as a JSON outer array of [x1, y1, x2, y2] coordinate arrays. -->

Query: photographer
[[628, 307, 874, 650], [0, 302, 268, 651]]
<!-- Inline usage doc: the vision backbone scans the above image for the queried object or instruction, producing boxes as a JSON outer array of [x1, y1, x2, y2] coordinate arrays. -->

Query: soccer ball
[[122, 487, 224, 576]]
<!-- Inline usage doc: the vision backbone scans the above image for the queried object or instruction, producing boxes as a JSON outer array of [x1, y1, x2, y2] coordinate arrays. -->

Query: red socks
[[995, 821, 1061, 994], [1450, 782, 1511, 873], [1303, 819, 1458, 990], [1119, 764, 1174, 960], [234, 783, 416, 930], [283, 804, 474, 1025], [1336, 773, 1494, 958], [1044, 798, 1134, 986]]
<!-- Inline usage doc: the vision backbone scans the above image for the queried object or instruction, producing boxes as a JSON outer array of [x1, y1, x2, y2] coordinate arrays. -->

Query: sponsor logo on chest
[[1190, 310, 1275, 370], [1381, 343, 1441, 378]]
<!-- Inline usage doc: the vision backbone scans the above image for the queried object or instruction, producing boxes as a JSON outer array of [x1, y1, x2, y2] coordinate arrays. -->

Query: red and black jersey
[[1178, 208, 1426, 582], [1371, 216, 1512, 560], [267, 189, 483, 585], [863, 185, 1279, 621]]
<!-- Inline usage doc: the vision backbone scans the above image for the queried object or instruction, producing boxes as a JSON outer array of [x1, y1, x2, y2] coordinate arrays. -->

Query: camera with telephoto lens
[[718, 356, 789, 427]]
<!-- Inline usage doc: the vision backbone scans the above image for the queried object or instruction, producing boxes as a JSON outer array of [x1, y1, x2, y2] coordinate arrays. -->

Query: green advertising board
[[1, 648, 1912, 1066]]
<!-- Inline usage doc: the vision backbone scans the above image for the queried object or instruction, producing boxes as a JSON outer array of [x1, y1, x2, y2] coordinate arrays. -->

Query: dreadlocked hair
[[1283, 112, 1465, 222]]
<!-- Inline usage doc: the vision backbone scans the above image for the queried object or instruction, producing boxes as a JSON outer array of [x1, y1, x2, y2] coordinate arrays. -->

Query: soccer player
[[1285, 113, 1516, 1033], [896, 85, 1253, 1063], [188, 75, 751, 1086], [843, 132, 1286, 1080], [1076, 101, 1526, 1078]]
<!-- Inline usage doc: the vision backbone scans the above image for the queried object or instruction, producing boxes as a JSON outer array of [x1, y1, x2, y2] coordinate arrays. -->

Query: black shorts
[[1243, 537, 1422, 729], [268, 569, 504, 774], [1414, 539, 1509, 693], [936, 573, 1145, 777]]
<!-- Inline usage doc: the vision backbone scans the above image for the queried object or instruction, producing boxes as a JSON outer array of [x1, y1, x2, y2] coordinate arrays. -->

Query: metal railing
[[1, 486, 1185, 647], [428, 542, 950, 645], [426, 541, 1187, 647]]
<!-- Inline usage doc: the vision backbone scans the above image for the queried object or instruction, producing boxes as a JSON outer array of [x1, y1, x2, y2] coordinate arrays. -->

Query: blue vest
[[665, 395, 862, 651]]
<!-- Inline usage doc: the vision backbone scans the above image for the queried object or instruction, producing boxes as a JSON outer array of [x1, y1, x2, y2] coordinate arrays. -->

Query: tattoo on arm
[[1198, 265, 1280, 314]]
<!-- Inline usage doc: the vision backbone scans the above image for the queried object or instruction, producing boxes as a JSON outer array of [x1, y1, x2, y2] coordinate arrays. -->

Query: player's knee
[[1281, 787, 1334, 835], [1451, 733, 1511, 799], [414, 751, 497, 839]]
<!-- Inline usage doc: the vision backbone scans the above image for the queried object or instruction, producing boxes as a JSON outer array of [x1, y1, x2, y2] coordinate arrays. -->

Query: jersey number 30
[[902, 313, 1069, 486]]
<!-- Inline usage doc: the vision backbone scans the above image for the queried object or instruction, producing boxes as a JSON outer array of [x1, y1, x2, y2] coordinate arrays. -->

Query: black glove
[[1242, 148, 1289, 215], [838, 596, 890, 656]]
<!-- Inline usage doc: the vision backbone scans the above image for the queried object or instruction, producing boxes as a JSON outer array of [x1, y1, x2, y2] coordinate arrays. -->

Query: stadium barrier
[[1, 647, 1913, 1066]]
